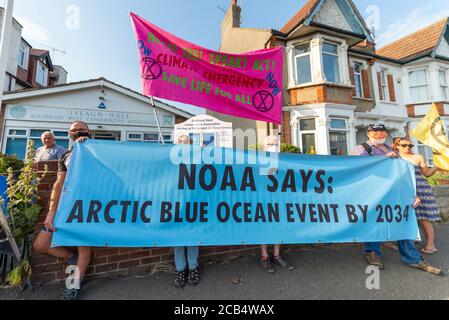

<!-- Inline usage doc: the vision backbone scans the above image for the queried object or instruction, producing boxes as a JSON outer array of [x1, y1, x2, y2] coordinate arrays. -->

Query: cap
[[367, 124, 387, 132]]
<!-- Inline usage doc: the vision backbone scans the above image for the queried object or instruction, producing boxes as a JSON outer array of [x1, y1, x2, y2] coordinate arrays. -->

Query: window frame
[[322, 41, 341, 84], [379, 69, 390, 101], [408, 68, 430, 103], [18, 42, 29, 70], [36, 61, 49, 86], [353, 63, 364, 98], [293, 42, 313, 85], [329, 118, 349, 156], [298, 118, 317, 154], [127, 131, 172, 144], [3, 128, 70, 160]]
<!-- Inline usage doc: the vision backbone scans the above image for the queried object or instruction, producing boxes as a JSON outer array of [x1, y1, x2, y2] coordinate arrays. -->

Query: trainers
[[187, 268, 200, 287], [365, 252, 384, 270], [273, 255, 295, 271], [260, 257, 276, 274], [407, 260, 445, 277], [174, 269, 187, 288]]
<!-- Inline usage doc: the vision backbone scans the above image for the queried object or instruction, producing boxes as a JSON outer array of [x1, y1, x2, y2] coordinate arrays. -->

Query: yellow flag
[[412, 103, 449, 170]]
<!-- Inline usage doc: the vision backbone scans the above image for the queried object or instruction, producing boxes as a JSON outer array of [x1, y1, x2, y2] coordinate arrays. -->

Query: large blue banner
[[52, 141, 419, 247]]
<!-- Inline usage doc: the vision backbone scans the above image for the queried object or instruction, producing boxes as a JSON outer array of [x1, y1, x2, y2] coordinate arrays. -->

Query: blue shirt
[[354, 141, 394, 156], [35, 145, 67, 162]]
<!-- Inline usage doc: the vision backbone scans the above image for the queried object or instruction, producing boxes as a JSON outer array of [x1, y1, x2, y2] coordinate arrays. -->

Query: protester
[[33, 121, 93, 300], [394, 137, 441, 254], [34, 131, 67, 162], [354, 124, 443, 276], [173, 135, 201, 288], [259, 135, 295, 274]]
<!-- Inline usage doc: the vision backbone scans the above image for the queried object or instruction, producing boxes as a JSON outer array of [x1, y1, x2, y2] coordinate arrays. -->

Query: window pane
[[330, 119, 347, 129], [354, 64, 362, 73], [30, 129, 49, 137], [6, 138, 27, 160], [302, 134, 316, 153], [323, 43, 338, 54], [323, 54, 340, 83], [8, 129, 26, 136], [299, 118, 316, 131], [143, 133, 159, 141], [53, 131, 69, 137], [330, 131, 348, 155], [409, 70, 426, 86], [296, 55, 312, 84], [56, 139, 70, 150], [128, 133, 143, 140], [440, 70, 447, 86], [31, 138, 43, 150], [354, 74, 362, 97], [295, 44, 310, 55]]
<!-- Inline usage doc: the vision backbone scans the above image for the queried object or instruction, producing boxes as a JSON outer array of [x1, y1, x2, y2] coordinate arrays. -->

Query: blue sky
[[3, 0, 449, 114]]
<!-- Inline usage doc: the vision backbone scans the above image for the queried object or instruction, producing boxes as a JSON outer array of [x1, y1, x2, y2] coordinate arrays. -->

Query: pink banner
[[130, 13, 283, 124]]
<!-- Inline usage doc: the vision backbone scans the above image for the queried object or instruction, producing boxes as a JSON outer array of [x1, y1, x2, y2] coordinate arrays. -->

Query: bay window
[[322, 42, 340, 83], [294, 44, 312, 84], [409, 69, 429, 102]]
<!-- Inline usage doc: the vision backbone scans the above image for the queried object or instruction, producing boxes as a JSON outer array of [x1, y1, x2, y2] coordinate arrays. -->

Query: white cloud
[[376, 3, 449, 48], [15, 15, 52, 45]]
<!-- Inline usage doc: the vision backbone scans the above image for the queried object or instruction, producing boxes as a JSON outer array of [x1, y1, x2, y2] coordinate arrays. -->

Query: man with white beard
[[354, 124, 444, 276]]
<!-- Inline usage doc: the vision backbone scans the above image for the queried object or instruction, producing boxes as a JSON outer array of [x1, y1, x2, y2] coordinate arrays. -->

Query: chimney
[[221, 0, 241, 34]]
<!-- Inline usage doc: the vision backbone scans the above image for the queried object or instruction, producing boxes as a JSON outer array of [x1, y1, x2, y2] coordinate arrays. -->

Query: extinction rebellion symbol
[[431, 117, 449, 149], [141, 57, 162, 80], [252, 90, 274, 113]]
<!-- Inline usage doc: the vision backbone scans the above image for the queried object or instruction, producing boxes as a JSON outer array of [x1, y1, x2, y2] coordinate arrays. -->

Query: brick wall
[[32, 162, 259, 284]]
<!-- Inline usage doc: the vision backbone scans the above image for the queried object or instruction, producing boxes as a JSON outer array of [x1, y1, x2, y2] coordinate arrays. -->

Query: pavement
[[1, 224, 449, 300]]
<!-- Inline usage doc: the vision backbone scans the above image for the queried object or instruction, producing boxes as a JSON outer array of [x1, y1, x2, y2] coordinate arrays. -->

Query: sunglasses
[[398, 144, 414, 148]]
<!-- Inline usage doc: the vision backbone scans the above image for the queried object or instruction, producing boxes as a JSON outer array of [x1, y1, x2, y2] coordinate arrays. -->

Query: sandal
[[174, 269, 187, 288], [420, 248, 438, 255], [187, 268, 200, 287], [407, 260, 445, 277]]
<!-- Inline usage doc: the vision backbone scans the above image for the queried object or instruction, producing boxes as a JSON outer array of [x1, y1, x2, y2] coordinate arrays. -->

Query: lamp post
[[0, 0, 15, 107]]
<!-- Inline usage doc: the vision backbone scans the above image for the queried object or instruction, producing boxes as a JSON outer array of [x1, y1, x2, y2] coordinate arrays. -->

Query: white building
[[0, 78, 193, 159]]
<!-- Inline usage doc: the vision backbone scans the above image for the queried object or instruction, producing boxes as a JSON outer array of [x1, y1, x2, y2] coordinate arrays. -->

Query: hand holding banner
[[130, 13, 283, 124], [51, 141, 419, 248]]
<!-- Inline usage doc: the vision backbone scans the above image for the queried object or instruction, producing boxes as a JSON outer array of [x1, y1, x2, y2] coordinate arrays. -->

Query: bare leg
[[76, 247, 92, 279], [260, 245, 269, 259], [273, 244, 281, 257], [33, 231, 74, 260], [419, 220, 436, 251]]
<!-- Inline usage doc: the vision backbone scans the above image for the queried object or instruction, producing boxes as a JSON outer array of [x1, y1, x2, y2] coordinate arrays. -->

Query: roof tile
[[376, 18, 448, 61]]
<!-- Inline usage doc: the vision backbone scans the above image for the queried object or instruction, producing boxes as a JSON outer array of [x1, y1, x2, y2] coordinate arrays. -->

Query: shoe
[[62, 288, 81, 300], [174, 269, 187, 288], [420, 247, 438, 255], [187, 268, 200, 287], [365, 252, 384, 270], [407, 260, 445, 277], [273, 255, 295, 271], [260, 257, 276, 274]]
